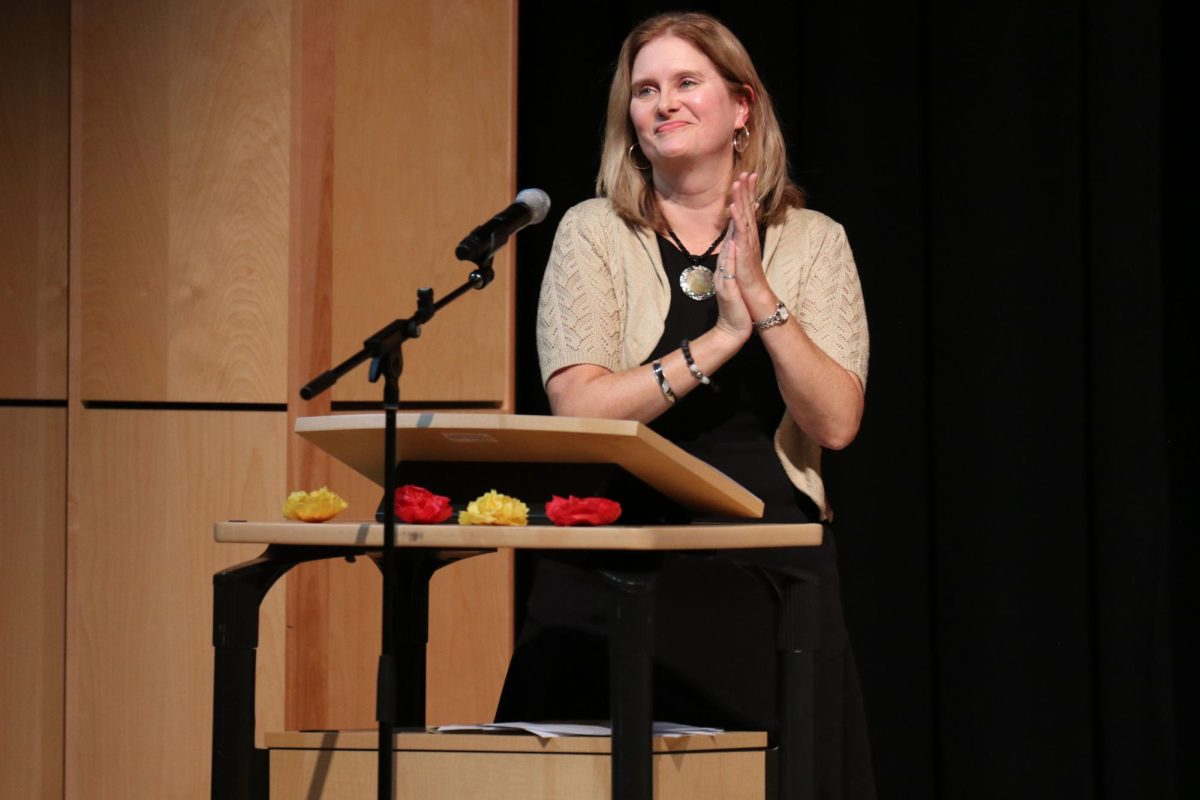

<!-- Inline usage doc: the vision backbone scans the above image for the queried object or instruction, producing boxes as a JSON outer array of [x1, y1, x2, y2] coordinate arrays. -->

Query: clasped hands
[[713, 171, 781, 342]]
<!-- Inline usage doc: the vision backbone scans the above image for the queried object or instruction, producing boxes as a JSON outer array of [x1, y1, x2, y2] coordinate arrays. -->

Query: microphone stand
[[299, 256, 496, 800]]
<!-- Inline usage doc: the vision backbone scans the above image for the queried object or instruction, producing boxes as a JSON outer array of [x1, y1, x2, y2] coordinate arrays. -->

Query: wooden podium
[[211, 414, 823, 800]]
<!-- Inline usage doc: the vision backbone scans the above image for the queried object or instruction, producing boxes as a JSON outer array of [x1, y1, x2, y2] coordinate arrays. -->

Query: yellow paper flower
[[457, 490, 528, 526], [283, 486, 348, 523]]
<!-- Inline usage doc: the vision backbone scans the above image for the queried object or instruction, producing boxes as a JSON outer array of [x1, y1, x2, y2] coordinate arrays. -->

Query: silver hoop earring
[[733, 126, 751, 154], [628, 143, 652, 170]]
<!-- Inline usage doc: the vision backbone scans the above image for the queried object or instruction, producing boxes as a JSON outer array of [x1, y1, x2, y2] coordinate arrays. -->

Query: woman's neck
[[653, 162, 732, 250]]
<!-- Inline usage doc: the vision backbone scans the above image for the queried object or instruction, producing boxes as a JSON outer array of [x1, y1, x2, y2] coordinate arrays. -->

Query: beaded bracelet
[[651, 361, 676, 404], [680, 339, 718, 392]]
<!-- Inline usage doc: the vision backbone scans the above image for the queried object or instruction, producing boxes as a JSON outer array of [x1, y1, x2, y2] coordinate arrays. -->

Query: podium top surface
[[295, 413, 764, 519], [215, 520, 822, 551]]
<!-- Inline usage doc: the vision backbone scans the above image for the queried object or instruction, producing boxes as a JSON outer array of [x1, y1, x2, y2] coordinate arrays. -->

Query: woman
[[498, 12, 874, 797]]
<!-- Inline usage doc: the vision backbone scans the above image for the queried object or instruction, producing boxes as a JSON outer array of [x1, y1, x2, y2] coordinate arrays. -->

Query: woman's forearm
[[757, 318, 864, 450], [547, 324, 748, 422]]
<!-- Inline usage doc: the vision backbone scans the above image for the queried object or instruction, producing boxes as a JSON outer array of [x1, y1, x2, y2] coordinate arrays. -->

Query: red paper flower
[[544, 495, 622, 526], [394, 485, 453, 524]]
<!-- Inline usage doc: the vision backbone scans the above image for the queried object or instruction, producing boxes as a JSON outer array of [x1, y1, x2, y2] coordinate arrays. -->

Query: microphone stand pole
[[299, 257, 495, 800]]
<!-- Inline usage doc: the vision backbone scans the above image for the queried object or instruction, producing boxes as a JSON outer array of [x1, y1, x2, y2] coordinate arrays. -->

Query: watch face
[[756, 303, 788, 329]]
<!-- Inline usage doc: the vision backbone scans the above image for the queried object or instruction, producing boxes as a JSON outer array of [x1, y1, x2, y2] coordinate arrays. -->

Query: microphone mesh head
[[515, 188, 551, 224]]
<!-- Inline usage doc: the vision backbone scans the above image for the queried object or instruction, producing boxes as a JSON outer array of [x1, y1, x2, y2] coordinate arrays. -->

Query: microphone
[[455, 188, 551, 263]]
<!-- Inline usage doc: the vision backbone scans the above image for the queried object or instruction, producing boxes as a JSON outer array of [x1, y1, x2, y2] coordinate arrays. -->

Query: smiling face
[[629, 35, 749, 172]]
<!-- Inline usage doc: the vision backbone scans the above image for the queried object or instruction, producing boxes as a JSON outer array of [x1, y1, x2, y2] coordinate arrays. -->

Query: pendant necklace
[[668, 226, 727, 301]]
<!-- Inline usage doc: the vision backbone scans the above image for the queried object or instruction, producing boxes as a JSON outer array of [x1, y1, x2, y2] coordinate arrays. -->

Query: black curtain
[[514, 1, 1188, 797]]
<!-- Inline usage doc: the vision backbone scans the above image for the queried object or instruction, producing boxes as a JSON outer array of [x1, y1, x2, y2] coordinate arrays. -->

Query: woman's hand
[[712, 171, 768, 343], [713, 231, 753, 342], [728, 172, 781, 321]]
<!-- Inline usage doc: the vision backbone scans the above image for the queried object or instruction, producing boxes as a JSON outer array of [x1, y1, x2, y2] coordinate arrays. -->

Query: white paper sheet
[[430, 721, 725, 739]]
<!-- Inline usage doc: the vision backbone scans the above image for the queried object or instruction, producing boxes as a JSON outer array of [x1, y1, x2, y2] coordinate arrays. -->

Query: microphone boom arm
[[299, 256, 493, 401]]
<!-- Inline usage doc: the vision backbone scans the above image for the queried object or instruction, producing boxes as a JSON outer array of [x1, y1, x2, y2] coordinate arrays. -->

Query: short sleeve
[[796, 221, 870, 388], [535, 206, 625, 386]]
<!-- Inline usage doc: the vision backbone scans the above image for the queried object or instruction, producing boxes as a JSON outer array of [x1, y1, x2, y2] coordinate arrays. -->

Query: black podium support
[[211, 546, 368, 800], [601, 562, 659, 800]]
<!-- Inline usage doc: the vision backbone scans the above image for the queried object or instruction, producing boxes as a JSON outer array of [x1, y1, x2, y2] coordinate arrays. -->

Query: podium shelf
[[214, 520, 822, 551]]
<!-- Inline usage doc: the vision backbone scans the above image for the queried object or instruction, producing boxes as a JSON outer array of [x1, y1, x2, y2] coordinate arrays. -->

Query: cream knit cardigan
[[536, 198, 869, 520]]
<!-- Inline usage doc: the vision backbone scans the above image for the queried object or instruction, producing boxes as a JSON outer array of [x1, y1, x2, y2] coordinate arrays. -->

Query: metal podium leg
[[601, 564, 657, 800], [370, 552, 444, 727], [774, 573, 819, 800], [688, 556, 820, 800], [211, 545, 366, 800]]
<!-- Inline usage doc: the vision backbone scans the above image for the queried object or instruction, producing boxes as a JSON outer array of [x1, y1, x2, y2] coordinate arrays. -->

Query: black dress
[[496, 237, 876, 799]]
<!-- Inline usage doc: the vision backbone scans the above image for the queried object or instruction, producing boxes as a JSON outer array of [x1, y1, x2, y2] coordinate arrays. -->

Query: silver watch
[[753, 302, 790, 330]]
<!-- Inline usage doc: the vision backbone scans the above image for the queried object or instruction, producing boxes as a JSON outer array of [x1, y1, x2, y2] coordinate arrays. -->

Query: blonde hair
[[596, 12, 804, 232]]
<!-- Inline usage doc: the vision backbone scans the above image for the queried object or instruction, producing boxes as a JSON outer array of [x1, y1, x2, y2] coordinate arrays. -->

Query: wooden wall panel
[[426, 550, 514, 724], [0, 5, 70, 798], [62, 7, 518, 792], [330, 0, 517, 404], [77, 0, 290, 403], [285, 462, 382, 729], [0, 408, 66, 800], [285, 459, 513, 729], [0, 3, 69, 399], [285, 0, 518, 733], [65, 410, 288, 799], [284, 0, 341, 729]]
